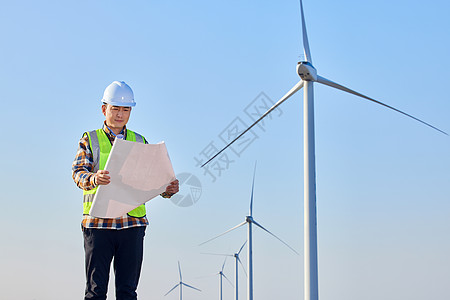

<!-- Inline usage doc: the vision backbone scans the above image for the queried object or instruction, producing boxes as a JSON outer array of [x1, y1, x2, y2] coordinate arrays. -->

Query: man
[[72, 81, 179, 300]]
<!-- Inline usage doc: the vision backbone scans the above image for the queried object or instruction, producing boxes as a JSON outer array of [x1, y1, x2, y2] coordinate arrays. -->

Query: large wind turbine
[[202, 241, 247, 300], [200, 165, 299, 300], [164, 261, 201, 300], [201, 1, 447, 300]]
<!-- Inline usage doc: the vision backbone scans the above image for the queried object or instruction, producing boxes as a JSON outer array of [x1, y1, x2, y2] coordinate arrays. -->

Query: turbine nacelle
[[297, 61, 317, 81]]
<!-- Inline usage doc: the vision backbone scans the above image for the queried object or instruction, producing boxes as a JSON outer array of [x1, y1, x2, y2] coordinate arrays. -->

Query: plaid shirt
[[72, 123, 150, 230]]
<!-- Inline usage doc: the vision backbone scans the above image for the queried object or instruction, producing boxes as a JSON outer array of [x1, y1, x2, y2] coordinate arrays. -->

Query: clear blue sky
[[1, 0, 449, 299]]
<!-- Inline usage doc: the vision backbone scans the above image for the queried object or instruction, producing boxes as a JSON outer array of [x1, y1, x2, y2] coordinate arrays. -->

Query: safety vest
[[82, 128, 147, 218]]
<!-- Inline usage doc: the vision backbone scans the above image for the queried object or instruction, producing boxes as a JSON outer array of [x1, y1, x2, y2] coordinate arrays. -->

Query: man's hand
[[165, 179, 179, 195], [95, 170, 110, 185]]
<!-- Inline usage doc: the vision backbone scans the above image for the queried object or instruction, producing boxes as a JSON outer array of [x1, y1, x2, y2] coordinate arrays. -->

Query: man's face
[[102, 104, 131, 131]]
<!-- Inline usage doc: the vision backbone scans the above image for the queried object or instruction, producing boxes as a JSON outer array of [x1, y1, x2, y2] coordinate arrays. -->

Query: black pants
[[83, 226, 146, 300]]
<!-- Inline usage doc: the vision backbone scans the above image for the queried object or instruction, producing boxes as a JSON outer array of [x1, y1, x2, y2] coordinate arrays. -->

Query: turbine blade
[[252, 220, 300, 255], [316, 75, 448, 135], [199, 221, 247, 246], [221, 256, 228, 272], [178, 261, 182, 281], [237, 240, 247, 255], [164, 283, 180, 296], [237, 256, 248, 277], [182, 282, 202, 292], [249, 162, 257, 217], [201, 80, 304, 167], [222, 273, 234, 287], [300, 0, 312, 63], [201, 252, 233, 257]]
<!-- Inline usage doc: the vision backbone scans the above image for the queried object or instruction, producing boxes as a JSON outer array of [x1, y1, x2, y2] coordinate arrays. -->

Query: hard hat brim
[[102, 99, 136, 107]]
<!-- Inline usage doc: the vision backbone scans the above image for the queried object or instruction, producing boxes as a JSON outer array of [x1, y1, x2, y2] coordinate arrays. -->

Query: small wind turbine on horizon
[[200, 164, 299, 300], [164, 261, 201, 300], [201, 1, 448, 300], [207, 257, 234, 300], [202, 241, 248, 300]]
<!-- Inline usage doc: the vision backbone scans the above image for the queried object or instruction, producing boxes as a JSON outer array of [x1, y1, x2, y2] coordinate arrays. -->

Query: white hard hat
[[101, 81, 136, 107]]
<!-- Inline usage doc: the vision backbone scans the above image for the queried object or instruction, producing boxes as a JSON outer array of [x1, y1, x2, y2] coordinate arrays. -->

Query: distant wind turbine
[[216, 257, 233, 300], [165, 261, 201, 300], [202, 241, 247, 300], [200, 164, 299, 300], [197, 256, 233, 300], [201, 1, 447, 300]]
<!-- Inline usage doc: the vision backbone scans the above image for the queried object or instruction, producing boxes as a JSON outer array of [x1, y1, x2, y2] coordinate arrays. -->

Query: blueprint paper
[[90, 139, 176, 218]]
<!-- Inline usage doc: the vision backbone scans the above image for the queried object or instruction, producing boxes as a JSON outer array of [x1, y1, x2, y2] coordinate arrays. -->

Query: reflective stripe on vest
[[82, 129, 147, 218]]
